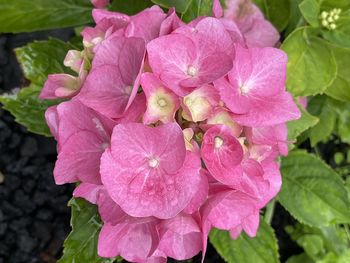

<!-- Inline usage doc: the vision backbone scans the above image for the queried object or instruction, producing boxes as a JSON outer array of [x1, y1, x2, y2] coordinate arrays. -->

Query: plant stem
[[264, 200, 276, 225]]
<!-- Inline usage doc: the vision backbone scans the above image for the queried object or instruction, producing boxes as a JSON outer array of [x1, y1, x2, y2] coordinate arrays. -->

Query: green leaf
[[322, 10, 350, 49], [307, 96, 336, 146], [150, 0, 189, 13], [287, 104, 319, 142], [328, 99, 350, 144], [110, 0, 153, 15], [209, 220, 279, 263], [0, 0, 93, 33], [15, 38, 75, 86], [0, 85, 59, 136], [286, 253, 313, 263], [279, 151, 350, 227], [58, 198, 103, 263], [253, 0, 291, 31], [281, 27, 337, 96], [299, 0, 320, 27], [325, 45, 350, 102], [181, 0, 213, 23]]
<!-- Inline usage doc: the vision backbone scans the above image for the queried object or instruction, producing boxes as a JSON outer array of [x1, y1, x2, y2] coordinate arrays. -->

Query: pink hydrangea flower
[[42, 3, 301, 262], [91, 0, 109, 9], [100, 123, 202, 219]]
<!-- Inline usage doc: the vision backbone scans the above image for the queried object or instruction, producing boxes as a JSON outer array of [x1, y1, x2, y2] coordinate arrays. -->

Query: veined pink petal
[[213, 0, 223, 18], [73, 183, 104, 204], [100, 123, 201, 219], [160, 8, 185, 36], [206, 108, 243, 137], [40, 74, 78, 100], [201, 125, 244, 186], [158, 214, 202, 260]]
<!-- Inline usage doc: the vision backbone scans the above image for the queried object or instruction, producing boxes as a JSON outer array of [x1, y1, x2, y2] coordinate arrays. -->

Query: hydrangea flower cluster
[[41, 0, 300, 262]]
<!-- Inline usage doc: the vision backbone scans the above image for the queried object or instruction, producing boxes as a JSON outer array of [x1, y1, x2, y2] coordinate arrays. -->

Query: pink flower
[[224, 0, 279, 47], [100, 123, 202, 219], [77, 35, 145, 118], [215, 45, 300, 127], [49, 101, 115, 185], [147, 17, 234, 95]]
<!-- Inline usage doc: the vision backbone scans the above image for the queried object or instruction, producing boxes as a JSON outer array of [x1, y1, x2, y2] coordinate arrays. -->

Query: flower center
[[239, 84, 250, 95], [157, 98, 167, 107], [148, 158, 159, 168], [214, 136, 224, 149], [187, 66, 198, 77], [124, 85, 133, 95]]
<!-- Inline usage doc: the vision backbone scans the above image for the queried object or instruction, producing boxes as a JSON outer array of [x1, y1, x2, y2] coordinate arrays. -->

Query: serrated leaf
[[286, 253, 314, 263], [253, 0, 291, 31], [325, 45, 350, 102], [209, 220, 279, 263], [110, 0, 153, 15], [279, 151, 350, 227], [181, 0, 213, 23], [307, 96, 336, 146], [287, 104, 319, 142], [281, 27, 337, 96], [58, 198, 104, 263], [328, 99, 350, 144], [0, 0, 93, 33], [150, 0, 189, 13], [299, 0, 320, 27], [0, 85, 59, 136], [15, 38, 74, 86]]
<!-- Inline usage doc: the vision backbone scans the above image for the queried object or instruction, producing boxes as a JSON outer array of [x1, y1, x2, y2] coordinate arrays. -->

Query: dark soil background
[[0, 30, 301, 263]]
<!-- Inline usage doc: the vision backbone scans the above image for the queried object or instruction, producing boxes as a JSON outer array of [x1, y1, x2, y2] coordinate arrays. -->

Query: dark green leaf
[[328, 99, 350, 144], [150, 0, 189, 13], [181, 0, 213, 23], [58, 198, 103, 263], [279, 151, 350, 227], [299, 0, 320, 27], [0, 0, 93, 33], [110, 0, 153, 15], [209, 220, 279, 263], [281, 27, 337, 96], [307, 96, 336, 146], [325, 45, 350, 101], [0, 85, 59, 136], [15, 38, 75, 86], [253, 0, 291, 31], [286, 253, 313, 263], [287, 103, 319, 143]]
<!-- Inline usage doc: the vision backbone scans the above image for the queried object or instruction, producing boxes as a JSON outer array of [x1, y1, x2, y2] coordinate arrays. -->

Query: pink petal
[[92, 9, 129, 24], [160, 8, 185, 36], [45, 106, 59, 141], [91, 0, 109, 9], [183, 169, 209, 214], [98, 219, 159, 261], [40, 74, 78, 100], [100, 123, 201, 219], [244, 19, 279, 48], [206, 108, 243, 137], [201, 125, 244, 186], [125, 6, 166, 43], [117, 93, 146, 124], [158, 214, 202, 260], [213, 0, 223, 18], [231, 91, 301, 127], [54, 131, 105, 185], [73, 183, 104, 204]]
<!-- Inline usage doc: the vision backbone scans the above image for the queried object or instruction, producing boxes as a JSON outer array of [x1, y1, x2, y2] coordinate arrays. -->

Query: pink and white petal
[[214, 77, 252, 114], [206, 108, 243, 137], [232, 92, 301, 127], [201, 125, 244, 186], [40, 74, 78, 100], [92, 8, 129, 24], [73, 183, 104, 204], [54, 131, 105, 185]]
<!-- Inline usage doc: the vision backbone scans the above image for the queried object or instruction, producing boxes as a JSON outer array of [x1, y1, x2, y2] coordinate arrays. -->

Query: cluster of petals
[[42, 0, 300, 262]]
